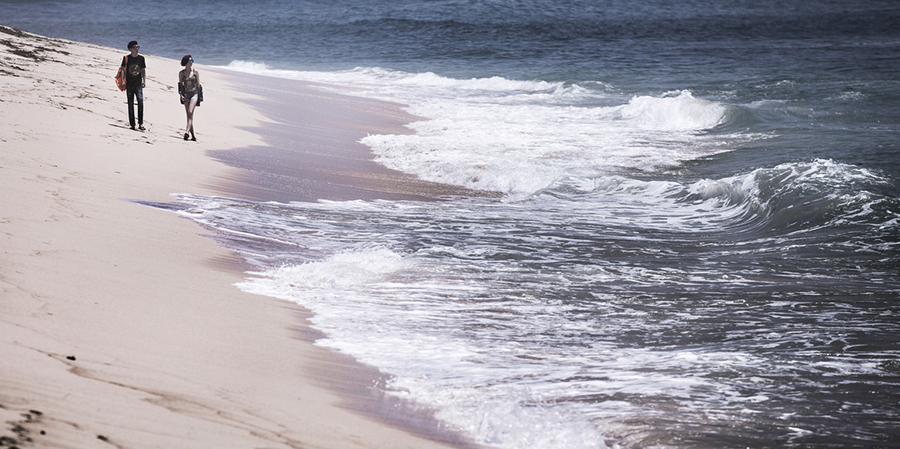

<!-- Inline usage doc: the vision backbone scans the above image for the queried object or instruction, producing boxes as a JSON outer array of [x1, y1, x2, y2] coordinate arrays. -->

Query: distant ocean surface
[[5, 1, 899, 447]]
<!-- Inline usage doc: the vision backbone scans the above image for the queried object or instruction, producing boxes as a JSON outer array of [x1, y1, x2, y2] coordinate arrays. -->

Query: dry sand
[[0, 25, 473, 449]]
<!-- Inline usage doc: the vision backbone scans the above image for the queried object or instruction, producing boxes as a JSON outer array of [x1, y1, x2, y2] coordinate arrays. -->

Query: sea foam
[[223, 63, 742, 197]]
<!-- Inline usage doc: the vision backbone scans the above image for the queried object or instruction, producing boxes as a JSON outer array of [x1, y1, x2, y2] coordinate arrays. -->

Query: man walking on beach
[[122, 41, 146, 130]]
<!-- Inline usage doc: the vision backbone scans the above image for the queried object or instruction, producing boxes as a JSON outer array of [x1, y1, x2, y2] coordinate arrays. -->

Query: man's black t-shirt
[[121, 55, 146, 87]]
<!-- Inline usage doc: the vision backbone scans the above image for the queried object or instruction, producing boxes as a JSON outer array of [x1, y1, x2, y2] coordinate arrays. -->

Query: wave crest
[[618, 91, 728, 131]]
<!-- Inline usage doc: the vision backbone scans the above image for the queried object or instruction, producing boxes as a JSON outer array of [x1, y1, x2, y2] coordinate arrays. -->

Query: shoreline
[[197, 68, 494, 445], [203, 67, 493, 204], [0, 26, 475, 449]]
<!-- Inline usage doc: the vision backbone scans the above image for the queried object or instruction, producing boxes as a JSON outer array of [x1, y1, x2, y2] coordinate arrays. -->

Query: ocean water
[[4, 1, 899, 448]]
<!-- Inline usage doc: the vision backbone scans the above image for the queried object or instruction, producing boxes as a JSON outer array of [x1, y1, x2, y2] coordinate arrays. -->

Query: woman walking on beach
[[178, 54, 200, 141]]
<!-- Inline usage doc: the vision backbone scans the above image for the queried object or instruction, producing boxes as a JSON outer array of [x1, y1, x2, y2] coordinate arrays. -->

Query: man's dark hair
[[128, 40, 139, 50]]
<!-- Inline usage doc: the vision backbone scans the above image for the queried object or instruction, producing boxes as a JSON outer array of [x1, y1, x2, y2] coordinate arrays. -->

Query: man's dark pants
[[126, 85, 143, 128]]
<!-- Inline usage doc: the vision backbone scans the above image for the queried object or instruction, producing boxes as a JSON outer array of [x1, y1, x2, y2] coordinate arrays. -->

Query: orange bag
[[115, 66, 126, 91]]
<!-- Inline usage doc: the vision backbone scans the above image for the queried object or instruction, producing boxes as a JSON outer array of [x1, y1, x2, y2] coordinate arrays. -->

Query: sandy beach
[[0, 25, 472, 449]]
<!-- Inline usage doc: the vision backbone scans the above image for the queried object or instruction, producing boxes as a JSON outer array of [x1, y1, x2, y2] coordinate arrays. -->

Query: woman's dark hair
[[181, 54, 193, 66], [128, 40, 138, 50]]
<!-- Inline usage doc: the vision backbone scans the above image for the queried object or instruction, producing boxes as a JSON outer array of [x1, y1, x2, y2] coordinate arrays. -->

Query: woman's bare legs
[[184, 95, 199, 140]]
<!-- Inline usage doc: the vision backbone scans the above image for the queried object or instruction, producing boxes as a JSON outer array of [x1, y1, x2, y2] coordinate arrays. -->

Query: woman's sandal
[[184, 133, 189, 141]]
